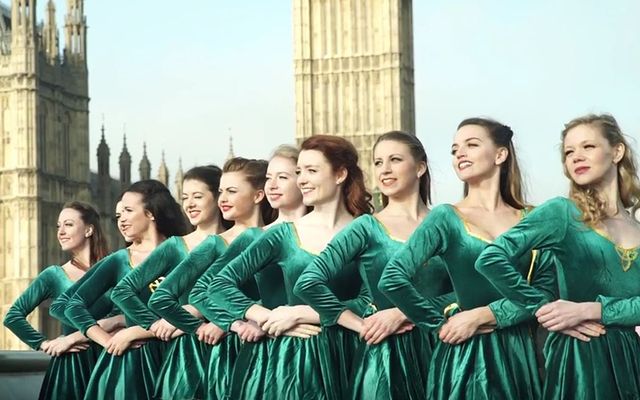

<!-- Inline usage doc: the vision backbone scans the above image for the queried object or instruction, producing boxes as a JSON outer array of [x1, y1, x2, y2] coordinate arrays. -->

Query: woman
[[147, 157, 274, 400], [63, 180, 189, 399], [294, 131, 454, 399], [110, 165, 225, 399], [378, 118, 556, 399], [4, 201, 109, 400], [208, 135, 373, 400], [476, 114, 640, 399]]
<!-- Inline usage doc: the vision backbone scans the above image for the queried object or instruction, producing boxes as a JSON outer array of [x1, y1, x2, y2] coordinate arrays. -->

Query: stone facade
[[0, 0, 91, 350]]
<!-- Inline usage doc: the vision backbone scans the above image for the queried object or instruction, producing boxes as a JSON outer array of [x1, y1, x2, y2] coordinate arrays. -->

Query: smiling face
[[57, 208, 90, 253], [451, 124, 506, 184], [218, 171, 263, 221], [296, 149, 344, 207], [114, 200, 132, 242], [182, 179, 219, 227], [563, 123, 623, 187], [373, 139, 425, 199], [119, 191, 154, 242], [265, 156, 302, 210]]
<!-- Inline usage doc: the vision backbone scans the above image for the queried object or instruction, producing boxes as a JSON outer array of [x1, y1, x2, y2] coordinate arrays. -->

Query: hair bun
[[502, 125, 514, 141]]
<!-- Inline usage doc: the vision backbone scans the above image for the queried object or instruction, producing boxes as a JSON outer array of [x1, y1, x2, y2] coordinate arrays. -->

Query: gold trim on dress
[[526, 250, 538, 284], [371, 215, 406, 243], [591, 226, 639, 271]]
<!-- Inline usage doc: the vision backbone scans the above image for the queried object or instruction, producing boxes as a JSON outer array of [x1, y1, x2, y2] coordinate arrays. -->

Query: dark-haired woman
[[62, 180, 189, 399], [110, 166, 225, 399], [147, 157, 275, 400], [294, 131, 454, 399], [378, 119, 556, 399], [208, 135, 373, 399], [4, 201, 110, 400], [476, 114, 640, 399]]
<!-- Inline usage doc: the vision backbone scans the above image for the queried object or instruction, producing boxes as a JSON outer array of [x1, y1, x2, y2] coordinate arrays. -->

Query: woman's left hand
[[234, 320, 266, 342], [261, 306, 300, 337], [43, 336, 88, 357], [106, 328, 137, 356], [360, 308, 408, 345], [536, 300, 600, 331], [149, 318, 177, 341], [439, 309, 488, 345]]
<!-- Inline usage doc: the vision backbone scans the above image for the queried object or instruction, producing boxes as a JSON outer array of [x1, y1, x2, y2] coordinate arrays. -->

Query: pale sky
[[40, 1, 640, 204]]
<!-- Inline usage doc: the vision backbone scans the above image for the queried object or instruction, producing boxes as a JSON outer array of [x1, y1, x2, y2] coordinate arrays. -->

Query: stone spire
[[226, 136, 235, 161], [11, 0, 37, 48], [139, 142, 151, 180], [43, 0, 59, 64], [64, 0, 87, 62], [118, 132, 131, 190], [157, 151, 169, 186], [96, 121, 111, 211], [174, 158, 184, 201], [97, 121, 110, 176]]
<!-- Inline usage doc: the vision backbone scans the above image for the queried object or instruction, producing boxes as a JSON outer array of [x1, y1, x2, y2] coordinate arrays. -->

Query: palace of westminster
[[1, 0, 415, 349]]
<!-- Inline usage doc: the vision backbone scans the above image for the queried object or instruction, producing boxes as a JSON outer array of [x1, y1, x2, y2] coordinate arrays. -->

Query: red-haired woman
[[208, 135, 373, 399], [295, 131, 454, 399]]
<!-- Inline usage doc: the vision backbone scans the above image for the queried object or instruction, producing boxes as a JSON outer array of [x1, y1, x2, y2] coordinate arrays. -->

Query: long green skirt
[[38, 342, 101, 400], [153, 334, 211, 399], [228, 326, 357, 400], [206, 333, 242, 400], [350, 328, 432, 400], [84, 339, 165, 399], [543, 327, 640, 400], [427, 324, 542, 400]]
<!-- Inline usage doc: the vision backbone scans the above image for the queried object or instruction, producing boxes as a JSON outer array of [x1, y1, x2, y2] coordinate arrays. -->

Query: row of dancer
[[4, 113, 640, 399]]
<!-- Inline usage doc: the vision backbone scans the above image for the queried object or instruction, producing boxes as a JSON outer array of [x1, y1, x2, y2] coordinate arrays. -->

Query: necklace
[[616, 245, 638, 272]]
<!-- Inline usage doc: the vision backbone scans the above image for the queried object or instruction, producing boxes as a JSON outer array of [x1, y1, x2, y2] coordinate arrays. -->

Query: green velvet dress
[[476, 197, 640, 400], [64, 249, 166, 400], [208, 222, 371, 400], [110, 236, 194, 399], [3, 265, 109, 400], [379, 205, 557, 400], [148, 231, 262, 400], [188, 228, 264, 400], [294, 214, 455, 400]]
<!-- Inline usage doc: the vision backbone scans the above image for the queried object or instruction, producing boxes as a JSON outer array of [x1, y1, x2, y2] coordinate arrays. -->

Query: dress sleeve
[[65, 255, 120, 335], [378, 206, 454, 329], [111, 239, 178, 329], [148, 237, 223, 334], [190, 231, 262, 327], [475, 198, 568, 315], [488, 249, 559, 328], [189, 230, 260, 309], [294, 217, 370, 326], [50, 259, 106, 326], [208, 227, 284, 331], [3, 268, 56, 350], [596, 295, 640, 326]]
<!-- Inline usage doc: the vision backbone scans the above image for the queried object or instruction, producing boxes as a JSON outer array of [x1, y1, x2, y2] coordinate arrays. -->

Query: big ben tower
[[293, 0, 415, 190]]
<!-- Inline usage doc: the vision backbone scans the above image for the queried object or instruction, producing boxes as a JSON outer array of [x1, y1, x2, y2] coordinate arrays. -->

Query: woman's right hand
[[196, 322, 225, 345], [557, 320, 606, 342], [281, 323, 322, 339]]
